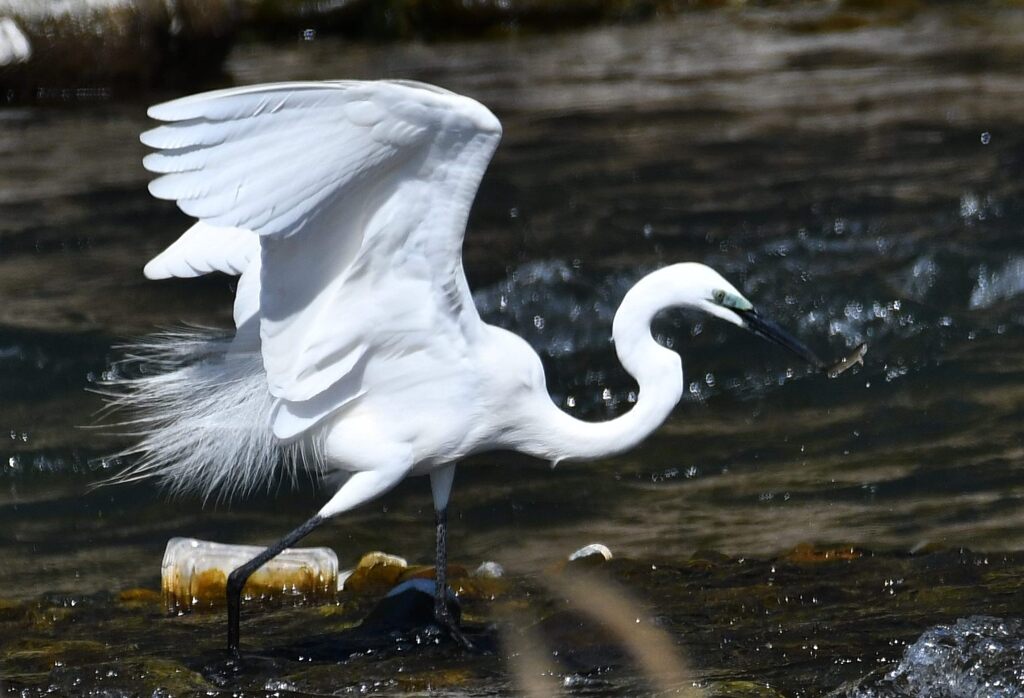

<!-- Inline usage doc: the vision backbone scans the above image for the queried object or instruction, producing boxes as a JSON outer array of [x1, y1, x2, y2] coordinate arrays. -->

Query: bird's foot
[[433, 612, 478, 652]]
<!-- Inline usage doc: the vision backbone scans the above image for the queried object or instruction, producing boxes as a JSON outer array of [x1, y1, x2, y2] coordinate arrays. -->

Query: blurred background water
[[1, 2, 1023, 695]]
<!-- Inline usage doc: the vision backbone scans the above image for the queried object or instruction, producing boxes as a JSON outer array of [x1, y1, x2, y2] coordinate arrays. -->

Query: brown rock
[[341, 551, 408, 594], [783, 543, 864, 563]]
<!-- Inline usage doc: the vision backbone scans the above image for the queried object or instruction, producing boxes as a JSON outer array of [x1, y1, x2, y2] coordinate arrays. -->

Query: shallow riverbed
[[1, 4, 1023, 695]]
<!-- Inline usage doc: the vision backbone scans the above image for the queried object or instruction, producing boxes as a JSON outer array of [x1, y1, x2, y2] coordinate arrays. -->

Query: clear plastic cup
[[161, 537, 339, 614]]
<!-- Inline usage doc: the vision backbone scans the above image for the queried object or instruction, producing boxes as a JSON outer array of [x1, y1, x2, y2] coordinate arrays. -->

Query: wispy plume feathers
[[93, 328, 321, 502]]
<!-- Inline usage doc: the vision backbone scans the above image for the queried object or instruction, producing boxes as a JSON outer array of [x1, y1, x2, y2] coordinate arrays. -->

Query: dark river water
[[1, 5, 1023, 696]]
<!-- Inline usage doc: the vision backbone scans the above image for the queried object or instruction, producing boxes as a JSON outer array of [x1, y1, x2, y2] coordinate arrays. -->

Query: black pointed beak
[[737, 308, 823, 370]]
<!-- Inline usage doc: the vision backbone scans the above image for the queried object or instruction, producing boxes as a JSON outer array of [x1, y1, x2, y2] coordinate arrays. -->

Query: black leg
[[434, 506, 475, 650], [433, 506, 448, 622], [226, 513, 325, 654]]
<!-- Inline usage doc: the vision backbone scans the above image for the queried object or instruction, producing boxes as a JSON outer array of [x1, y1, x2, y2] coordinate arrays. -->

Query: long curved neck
[[524, 270, 685, 463]]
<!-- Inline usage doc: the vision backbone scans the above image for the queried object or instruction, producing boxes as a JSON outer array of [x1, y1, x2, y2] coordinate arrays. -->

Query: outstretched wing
[[141, 80, 502, 439]]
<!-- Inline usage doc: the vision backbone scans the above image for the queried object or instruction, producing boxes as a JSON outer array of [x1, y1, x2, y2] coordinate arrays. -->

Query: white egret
[[109, 80, 822, 653]]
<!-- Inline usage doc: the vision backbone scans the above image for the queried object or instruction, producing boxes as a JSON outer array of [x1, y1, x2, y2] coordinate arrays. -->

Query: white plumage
[[140, 81, 500, 446], [102, 329, 310, 502], [108, 78, 821, 519], [105, 79, 822, 650], [143, 222, 258, 281]]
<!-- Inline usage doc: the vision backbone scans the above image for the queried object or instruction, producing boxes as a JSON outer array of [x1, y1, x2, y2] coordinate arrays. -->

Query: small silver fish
[[827, 342, 867, 378]]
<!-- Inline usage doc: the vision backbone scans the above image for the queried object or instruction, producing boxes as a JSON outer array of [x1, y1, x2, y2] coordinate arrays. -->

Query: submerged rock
[[784, 542, 864, 563], [707, 681, 788, 698], [533, 607, 631, 672], [361, 578, 460, 632], [118, 587, 162, 606]]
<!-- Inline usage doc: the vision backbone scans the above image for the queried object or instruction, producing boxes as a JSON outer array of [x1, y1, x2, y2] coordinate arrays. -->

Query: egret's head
[[674, 263, 823, 368]]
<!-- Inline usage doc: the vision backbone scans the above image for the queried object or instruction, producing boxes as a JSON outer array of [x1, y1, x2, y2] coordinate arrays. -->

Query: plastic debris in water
[[161, 537, 338, 614], [827, 343, 867, 379]]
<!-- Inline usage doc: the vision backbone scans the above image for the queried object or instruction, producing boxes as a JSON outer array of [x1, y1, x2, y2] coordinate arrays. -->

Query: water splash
[[473, 259, 632, 359], [838, 616, 1024, 698], [969, 257, 1024, 310]]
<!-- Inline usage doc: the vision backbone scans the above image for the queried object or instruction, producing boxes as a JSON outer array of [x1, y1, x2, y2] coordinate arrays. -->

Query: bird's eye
[[712, 289, 726, 304]]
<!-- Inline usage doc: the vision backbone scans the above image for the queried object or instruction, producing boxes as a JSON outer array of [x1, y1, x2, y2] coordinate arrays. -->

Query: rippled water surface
[[2, 5, 1024, 695]]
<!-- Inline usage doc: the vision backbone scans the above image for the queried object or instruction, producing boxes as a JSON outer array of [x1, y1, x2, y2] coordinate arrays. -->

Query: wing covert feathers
[[140, 80, 502, 441]]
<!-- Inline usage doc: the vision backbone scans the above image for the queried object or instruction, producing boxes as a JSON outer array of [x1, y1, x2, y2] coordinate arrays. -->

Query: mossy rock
[[133, 658, 214, 693], [342, 551, 408, 594], [3, 639, 109, 674], [118, 587, 162, 607], [707, 680, 789, 698]]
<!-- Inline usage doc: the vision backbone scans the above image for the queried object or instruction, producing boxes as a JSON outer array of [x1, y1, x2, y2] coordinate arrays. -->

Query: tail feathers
[[94, 328, 323, 502]]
